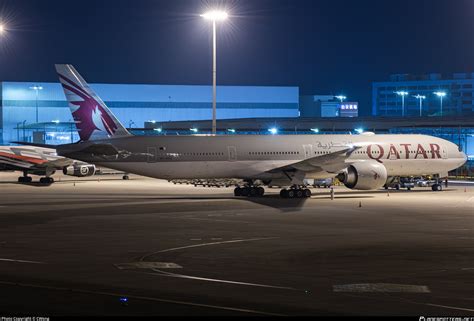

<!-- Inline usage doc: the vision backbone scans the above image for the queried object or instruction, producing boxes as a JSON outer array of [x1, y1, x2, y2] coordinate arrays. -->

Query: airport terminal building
[[0, 82, 300, 145]]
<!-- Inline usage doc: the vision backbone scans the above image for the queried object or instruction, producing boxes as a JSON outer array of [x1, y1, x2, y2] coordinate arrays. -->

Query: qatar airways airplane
[[27, 64, 466, 198]]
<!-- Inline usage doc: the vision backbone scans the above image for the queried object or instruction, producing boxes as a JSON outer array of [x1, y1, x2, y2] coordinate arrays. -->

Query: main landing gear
[[18, 176, 32, 183], [18, 171, 32, 183], [39, 177, 55, 184], [280, 187, 312, 199], [234, 186, 265, 197], [18, 174, 55, 184]]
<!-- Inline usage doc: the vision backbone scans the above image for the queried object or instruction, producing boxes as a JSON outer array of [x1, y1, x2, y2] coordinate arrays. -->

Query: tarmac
[[0, 172, 473, 316]]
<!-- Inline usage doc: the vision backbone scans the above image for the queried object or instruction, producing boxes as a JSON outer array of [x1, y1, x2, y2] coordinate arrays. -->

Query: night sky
[[1, 0, 473, 115]]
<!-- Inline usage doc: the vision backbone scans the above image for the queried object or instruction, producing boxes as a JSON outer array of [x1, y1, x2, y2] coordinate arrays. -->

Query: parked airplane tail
[[55, 64, 131, 142]]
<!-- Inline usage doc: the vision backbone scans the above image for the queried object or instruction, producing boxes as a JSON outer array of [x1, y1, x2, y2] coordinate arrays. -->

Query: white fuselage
[[64, 134, 467, 183]]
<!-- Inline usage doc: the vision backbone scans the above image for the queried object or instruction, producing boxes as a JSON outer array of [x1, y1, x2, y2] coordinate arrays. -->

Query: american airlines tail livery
[[45, 64, 467, 198]]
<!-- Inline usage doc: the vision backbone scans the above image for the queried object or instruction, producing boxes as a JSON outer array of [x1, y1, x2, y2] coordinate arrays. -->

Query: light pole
[[335, 95, 347, 103], [201, 10, 228, 136], [395, 91, 409, 117], [434, 91, 447, 117], [29, 86, 43, 124], [414, 95, 426, 117]]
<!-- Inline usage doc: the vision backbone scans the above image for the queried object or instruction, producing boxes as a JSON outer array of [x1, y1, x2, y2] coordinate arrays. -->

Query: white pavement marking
[[175, 217, 253, 224], [0, 258, 45, 264], [333, 283, 431, 293], [140, 237, 278, 259], [137, 237, 301, 292], [115, 262, 182, 270], [0, 280, 284, 316], [149, 269, 301, 292], [426, 304, 474, 313]]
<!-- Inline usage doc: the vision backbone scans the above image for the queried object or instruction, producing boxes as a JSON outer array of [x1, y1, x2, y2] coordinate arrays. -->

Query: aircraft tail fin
[[55, 64, 131, 142]]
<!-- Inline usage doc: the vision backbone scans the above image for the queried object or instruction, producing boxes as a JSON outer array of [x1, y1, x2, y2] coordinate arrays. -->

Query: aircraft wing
[[0, 150, 47, 170], [0, 147, 73, 172], [268, 147, 359, 174]]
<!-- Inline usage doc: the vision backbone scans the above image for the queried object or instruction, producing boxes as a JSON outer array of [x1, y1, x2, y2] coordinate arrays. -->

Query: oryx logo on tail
[[55, 64, 131, 142], [58, 73, 117, 140]]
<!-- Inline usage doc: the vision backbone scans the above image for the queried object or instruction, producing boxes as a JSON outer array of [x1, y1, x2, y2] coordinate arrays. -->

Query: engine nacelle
[[338, 161, 388, 190], [63, 164, 96, 177]]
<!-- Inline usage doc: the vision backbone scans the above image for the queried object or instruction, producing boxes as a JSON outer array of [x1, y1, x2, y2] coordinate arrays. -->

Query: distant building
[[373, 73, 474, 117], [339, 102, 359, 118], [0, 82, 300, 145], [300, 95, 359, 118]]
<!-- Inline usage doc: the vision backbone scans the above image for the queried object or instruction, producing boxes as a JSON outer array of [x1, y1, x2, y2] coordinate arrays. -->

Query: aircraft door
[[228, 146, 237, 162], [147, 147, 158, 163], [303, 144, 313, 159]]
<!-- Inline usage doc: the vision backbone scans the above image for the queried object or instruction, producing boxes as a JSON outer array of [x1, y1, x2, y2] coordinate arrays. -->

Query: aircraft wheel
[[296, 189, 304, 198], [240, 187, 250, 197], [123, 175, 130, 180], [432, 184, 442, 192], [395, 184, 401, 190], [18, 177, 30, 183], [249, 187, 258, 197], [234, 187, 242, 196], [287, 189, 296, 199], [304, 189, 312, 198], [257, 187, 265, 197], [280, 189, 288, 198], [40, 177, 54, 184]]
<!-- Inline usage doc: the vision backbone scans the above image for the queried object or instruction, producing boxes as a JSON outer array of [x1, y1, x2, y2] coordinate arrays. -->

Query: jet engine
[[338, 161, 388, 190], [63, 164, 96, 177]]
